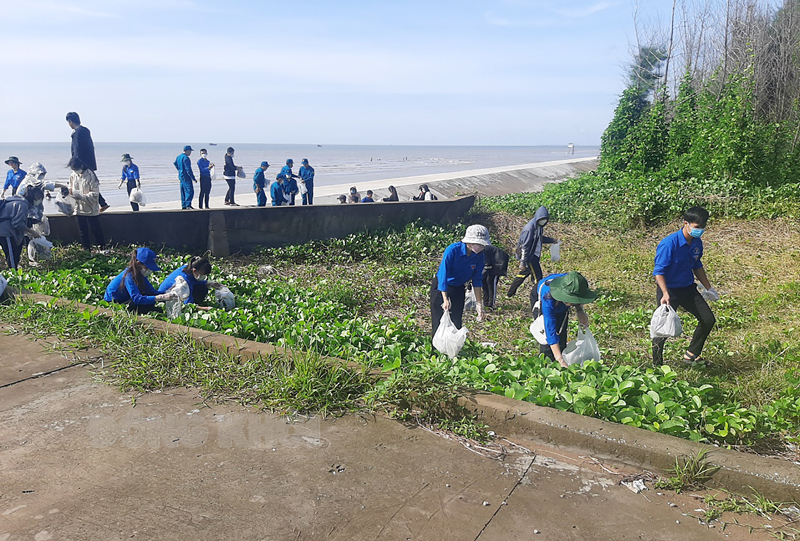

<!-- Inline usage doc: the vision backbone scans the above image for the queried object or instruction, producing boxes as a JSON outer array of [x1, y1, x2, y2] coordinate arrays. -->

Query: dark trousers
[[127, 303, 162, 315], [287, 191, 296, 206], [224, 179, 236, 204], [430, 276, 466, 337], [76, 215, 105, 250], [126, 181, 139, 211], [482, 273, 501, 308], [198, 176, 211, 209], [652, 285, 716, 365], [302, 184, 314, 205], [256, 190, 267, 207], [1, 236, 23, 270], [540, 311, 569, 362], [507, 256, 543, 310]]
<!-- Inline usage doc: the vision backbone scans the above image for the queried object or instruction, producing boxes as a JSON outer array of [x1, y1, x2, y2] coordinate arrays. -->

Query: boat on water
[[209, 143, 217, 146]]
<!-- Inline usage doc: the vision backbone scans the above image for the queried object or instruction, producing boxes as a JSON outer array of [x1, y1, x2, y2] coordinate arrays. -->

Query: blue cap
[[136, 247, 161, 272], [183, 145, 193, 152], [301, 158, 309, 164], [261, 161, 269, 168], [286, 158, 293, 164]]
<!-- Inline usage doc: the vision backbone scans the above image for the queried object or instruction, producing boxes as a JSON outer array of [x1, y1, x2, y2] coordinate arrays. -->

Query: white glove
[[155, 292, 179, 302], [701, 286, 720, 302]]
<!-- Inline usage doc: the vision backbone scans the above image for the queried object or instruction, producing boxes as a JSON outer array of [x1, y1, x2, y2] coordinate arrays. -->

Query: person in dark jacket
[[253, 161, 269, 207], [507, 206, 558, 308], [481, 245, 510, 309], [0, 187, 43, 269], [223, 147, 240, 206], [118, 153, 141, 211], [299, 158, 314, 205], [197, 149, 213, 209], [66, 112, 109, 212], [382, 185, 399, 202]]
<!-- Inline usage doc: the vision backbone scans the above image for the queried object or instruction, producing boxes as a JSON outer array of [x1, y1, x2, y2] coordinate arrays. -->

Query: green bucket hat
[[120, 153, 134, 162], [5, 156, 21, 165], [549, 271, 597, 304]]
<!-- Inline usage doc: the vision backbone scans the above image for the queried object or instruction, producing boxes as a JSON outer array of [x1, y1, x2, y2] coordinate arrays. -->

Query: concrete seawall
[[46, 196, 476, 256]]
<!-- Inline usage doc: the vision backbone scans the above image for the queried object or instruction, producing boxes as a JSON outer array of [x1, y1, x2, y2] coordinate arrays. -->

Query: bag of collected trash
[[209, 164, 217, 181], [164, 275, 192, 319], [27, 236, 53, 264], [32, 215, 50, 236], [562, 327, 601, 366], [550, 241, 561, 262], [129, 187, 147, 207], [215, 286, 236, 310], [432, 310, 468, 359], [697, 283, 720, 302], [299, 181, 308, 195], [464, 286, 477, 311], [236, 166, 246, 179], [55, 191, 76, 216], [649, 304, 683, 339], [529, 279, 549, 345], [0, 274, 7, 298]]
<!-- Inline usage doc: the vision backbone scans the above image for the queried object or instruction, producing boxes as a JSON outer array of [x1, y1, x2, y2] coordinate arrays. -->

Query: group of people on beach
[[433, 206, 718, 368]]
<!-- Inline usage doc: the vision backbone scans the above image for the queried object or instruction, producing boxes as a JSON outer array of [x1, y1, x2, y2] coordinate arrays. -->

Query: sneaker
[[100, 205, 110, 213], [230, 202, 240, 206]]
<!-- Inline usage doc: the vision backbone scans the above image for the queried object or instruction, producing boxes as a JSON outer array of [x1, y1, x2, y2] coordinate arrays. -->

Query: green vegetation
[[654, 448, 720, 492]]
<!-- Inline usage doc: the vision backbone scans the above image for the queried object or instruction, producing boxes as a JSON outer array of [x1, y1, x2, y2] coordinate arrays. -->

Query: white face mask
[[201, 154, 208, 159], [196, 274, 208, 282], [123, 160, 132, 166]]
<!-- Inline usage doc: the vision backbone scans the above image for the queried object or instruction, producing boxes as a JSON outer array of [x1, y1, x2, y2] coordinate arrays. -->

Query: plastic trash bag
[[236, 166, 246, 179], [209, 164, 217, 181], [697, 283, 720, 302], [550, 241, 561, 262], [32, 215, 50, 237], [562, 327, 601, 366], [0, 274, 7, 297], [129, 187, 147, 207], [27, 236, 53, 264], [55, 191, 76, 216], [529, 315, 548, 345], [164, 276, 192, 319], [649, 304, 683, 339], [464, 286, 477, 311], [299, 181, 308, 195], [432, 310, 468, 359], [215, 286, 236, 310]]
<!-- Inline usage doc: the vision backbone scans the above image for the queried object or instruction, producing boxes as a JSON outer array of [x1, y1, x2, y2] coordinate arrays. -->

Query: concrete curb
[[18, 293, 800, 502]]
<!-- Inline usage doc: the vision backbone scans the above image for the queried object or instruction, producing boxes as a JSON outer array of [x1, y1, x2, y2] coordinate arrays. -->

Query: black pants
[[507, 256, 543, 307], [652, 285, 716, 365], [76, 215, 105, 250], [126, 181, 139, 211], [430, 276, 466, 337], [1, 236, 23, 270], [540, 310, 569, 362], [482, 273, 501, 308], [198, 176, 211, 208], [224, 179, 236, 204], [127, 303, 162, 315]]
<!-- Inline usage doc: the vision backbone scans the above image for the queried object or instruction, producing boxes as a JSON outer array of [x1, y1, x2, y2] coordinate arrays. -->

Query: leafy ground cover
[[3, 216, 800, 455]]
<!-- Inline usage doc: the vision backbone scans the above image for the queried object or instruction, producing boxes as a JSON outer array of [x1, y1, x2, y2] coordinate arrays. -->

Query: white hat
[[461, 224, 491, 246]]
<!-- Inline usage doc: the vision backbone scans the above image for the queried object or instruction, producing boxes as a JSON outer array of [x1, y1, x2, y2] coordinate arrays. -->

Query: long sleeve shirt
[[104, 269, 158, 305], [197, 158, 211, 179], [299, 165, 315, 186], [271, 182, 286, 206], [0, 196, 31, 244], [174, 154, 196, 182], [253, 167, 267, 190], [158, 266, 206, 304], [71, 125, 97, 171], [69, 169, 100, 216], [538, 273, 569, 345]]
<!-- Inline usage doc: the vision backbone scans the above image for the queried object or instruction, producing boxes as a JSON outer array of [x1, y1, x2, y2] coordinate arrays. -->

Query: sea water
[[0, 142, 598, 207]]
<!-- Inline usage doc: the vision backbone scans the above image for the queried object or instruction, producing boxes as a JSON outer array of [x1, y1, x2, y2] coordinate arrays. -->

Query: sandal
[[682, 352, 711, 367]]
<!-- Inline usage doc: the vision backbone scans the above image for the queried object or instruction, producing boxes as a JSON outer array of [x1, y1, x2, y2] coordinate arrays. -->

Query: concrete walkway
[[0, 330, 766, 540]]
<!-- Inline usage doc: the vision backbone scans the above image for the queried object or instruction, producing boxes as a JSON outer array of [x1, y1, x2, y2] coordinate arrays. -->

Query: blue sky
[[3, 1, 673, 145]]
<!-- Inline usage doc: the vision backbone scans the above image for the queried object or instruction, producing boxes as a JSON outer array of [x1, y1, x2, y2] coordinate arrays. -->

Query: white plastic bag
[[215, 286, 235, 310], [27, 237, 53, 264], [236, 166, 246, 179], [129, 187, 147, 207], [299, 180, 308, 195], [32, 216, 50, 237], [0, 274, 7, 297], [550, 242, 561, 262], [464, 287, 477, 311], [164, 276, 192, 319], [530, 314, 548, 345], [697, 283, 720, 302], [562, 327, 601, 366], [432, 310, 468, 359], [209, 164, 217, 181], [55, 191, 76, 216], [649, 304, 683, 339]]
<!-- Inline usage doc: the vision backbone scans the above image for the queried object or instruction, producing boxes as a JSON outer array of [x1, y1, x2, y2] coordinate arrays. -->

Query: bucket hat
[[5, 156, 21, 165], [461, 224, 491, 246], [548, 271, 597, 304], [136, 247, 161, 272], [120, 153, 134, 162], [28, 162, 46, 177]]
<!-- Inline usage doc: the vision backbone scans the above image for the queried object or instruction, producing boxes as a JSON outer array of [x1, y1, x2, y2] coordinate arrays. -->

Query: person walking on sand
[[197, 149, 213, 209], [66, 112, 109, 212], [507, 206, 558, 308], [223, 147, 240, 206], [174, 146, 197, 210], [2, 157, 26, 198], [652, 206, 719, 367], [118, 154, 141, 211], [253, 161, 270, 207], [299, 158, 314, 205]]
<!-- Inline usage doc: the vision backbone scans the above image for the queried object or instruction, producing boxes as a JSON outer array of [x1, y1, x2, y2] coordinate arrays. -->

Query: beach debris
[[621, 479, 647, 494], [482, 501, 490, 506]]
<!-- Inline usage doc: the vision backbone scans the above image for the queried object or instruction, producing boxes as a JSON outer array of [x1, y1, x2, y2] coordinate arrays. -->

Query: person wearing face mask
[[652, 206, 718, 367], [118, 154, 141, 211], [0, 186, 43, 269], [536, 271, 596, 368], [279, 159, 300, 205], [430, 224, 489, 337], [17, 162, 54, 227], [507, 206, 558, 308], [223, 147, 239, 206], [104, 247, 176, 313], [197, 149, 214, 209], [157, 255, 221, 311]]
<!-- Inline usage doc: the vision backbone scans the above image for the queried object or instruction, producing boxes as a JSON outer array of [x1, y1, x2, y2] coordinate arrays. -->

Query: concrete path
[[0, 330, 766, 540]]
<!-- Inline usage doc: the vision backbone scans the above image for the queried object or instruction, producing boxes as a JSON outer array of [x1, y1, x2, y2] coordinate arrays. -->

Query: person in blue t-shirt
[[2, 157, 26, 198], [197, 149, 214, 209], [299, 158, 314, 205], [117, 153, 141, 211], [279, 159, 299, 205], [271, 176, 287, 206], [157, 256, 221, 310], [104, 247, 176, 314], [361, 190, 374, 203], [430, 224, 489, 336], [535, 271, 595, 367], [253, 161, 269, 207], [652, 206, 718, 367], [173, 145, 197, 210]]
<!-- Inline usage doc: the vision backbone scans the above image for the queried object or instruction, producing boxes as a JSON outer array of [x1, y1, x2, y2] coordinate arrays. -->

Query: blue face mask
[[689, 227, 705, 238]]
